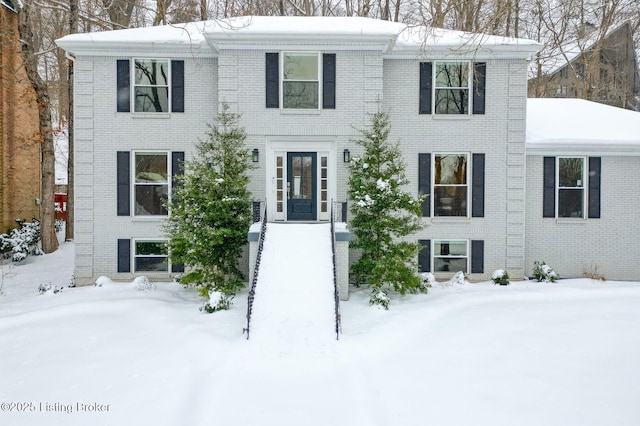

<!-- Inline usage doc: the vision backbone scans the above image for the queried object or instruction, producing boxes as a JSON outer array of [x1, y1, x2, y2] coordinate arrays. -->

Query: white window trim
[[556, 156, 587, 219], [433, 60, 472, 115], [132, 239, 170, 273], [280, 51, 322, 110], [132, 150, 171, 218], [432, 152, 470, 218], [132, 58, 171, 114], [433, 239, 469, 274]]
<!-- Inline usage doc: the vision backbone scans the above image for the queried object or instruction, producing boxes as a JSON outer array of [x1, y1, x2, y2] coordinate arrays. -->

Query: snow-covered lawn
[[1, 241, 640, 426]]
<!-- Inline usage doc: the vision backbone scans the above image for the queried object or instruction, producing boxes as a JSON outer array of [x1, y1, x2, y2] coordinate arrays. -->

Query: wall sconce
[[343, 149, 350, 163], [252, 149, 259, 163]]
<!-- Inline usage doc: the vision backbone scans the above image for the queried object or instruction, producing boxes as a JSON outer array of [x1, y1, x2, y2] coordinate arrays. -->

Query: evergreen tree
[[348, 111, 426, 309], [165, 104, 253, 312]]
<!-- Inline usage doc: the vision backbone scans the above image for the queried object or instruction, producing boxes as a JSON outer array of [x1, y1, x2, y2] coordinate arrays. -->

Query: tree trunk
[[66, 0, 78, 242], [18, 1, 59, 253]]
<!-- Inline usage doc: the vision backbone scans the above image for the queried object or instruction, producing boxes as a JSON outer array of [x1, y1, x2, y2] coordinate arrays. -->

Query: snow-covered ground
[[1, 232, 640, 426]]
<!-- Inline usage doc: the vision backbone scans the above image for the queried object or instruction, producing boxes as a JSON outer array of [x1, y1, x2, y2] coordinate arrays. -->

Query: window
[[434, 62, 470, 114], [434, 240, 468, 273], [134, 59, 169, 112], [557, 157, 586, 218], [282, 52, 320, 109], [117, 59, 184, 113], [555, 85, 567, 96], [266, 53, 335, 110], [433, 154, 468, 217], [134, 240, 168, 272], [419, 62, 485, 115], [134, 152, 169, 216]]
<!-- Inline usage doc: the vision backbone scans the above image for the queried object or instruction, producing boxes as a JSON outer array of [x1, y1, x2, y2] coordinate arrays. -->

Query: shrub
[[420, 272, 436, 290], [492, 269, 510, 285], [583, 263, 606, 281], [0, 219, 43, 262], [200, 290, 231, 313], [532, 261, 558, 282], [450, 271, 466, 285], [38, 283, 63, 294], [369, 289, 390, 310]]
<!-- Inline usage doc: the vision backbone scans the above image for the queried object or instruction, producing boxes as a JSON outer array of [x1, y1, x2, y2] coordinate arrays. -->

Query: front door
[[287, 152, 317, 221]]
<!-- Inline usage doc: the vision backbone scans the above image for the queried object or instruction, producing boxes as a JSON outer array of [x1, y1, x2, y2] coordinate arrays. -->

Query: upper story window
[[117, 59, 184, 113], [283, 52, 320, 109], [134, 59, 169, 112], [434, 62, 470, 114], [557, 157, 586, 218], [434, 153, 469, 217], [265, 52, 335, 110], [419, 61, 486, 115]]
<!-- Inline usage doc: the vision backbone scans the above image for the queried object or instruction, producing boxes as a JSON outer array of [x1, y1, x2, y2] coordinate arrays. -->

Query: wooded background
[[3, 0, 639, 253]]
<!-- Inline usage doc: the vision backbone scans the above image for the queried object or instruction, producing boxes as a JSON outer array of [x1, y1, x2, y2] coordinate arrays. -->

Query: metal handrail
[[331, 200, 342, 340], [245, 201, 267, 340]]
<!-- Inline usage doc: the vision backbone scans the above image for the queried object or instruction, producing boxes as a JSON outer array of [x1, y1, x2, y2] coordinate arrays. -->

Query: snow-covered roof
[[526, 98, 640, 155], [56, 16, 540, 59]]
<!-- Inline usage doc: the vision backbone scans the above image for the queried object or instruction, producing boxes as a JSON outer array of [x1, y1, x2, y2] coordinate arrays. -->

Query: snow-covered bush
[[420, 272, 436, 290], [492, 269, 510, 285], [450, 271, 466, 285], [0, 219, 43, 262], [132, 276, 156, 292], [38, 283, 63, 294], [532, 261, 558, 282], [369, 289, 390, 310], [200, 290, 231, 313], [94, 276, 112, 287]]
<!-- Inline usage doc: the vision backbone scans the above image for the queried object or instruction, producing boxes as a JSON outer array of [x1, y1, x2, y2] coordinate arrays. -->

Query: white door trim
[[265, 137, 337, 222]]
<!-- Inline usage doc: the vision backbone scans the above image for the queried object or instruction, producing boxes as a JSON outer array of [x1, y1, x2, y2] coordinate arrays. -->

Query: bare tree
[[17, 1, 59, 254]]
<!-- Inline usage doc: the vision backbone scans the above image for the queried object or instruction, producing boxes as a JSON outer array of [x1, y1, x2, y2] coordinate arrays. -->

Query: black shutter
[[471, 240, 484, 273], [543, 157, 556, 218], [418, 153, 431, 217], [322, 53, 336, 109], [117, 60, 130, 112], [117, 151, 130, 216], [171, 151, 185, 190], [265, 53, 279, 108], [473, 62, 486, 115], [588, 157, 601, 219], [171, 60, 185, 113], [472, 153, 485, 217], [419, 62, 432, 114], [117, 239, 131, 273], [419, 240, 431, 272]]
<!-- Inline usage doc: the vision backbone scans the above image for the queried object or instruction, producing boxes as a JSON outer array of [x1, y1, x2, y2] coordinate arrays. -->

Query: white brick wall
[[73, 56, 217, 284], [525, 155, 640, 280], [382, 58, 529, 280], [73, 49, 531, 284]]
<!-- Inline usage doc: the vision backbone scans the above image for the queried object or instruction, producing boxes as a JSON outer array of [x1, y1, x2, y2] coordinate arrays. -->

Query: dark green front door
[[287, 152, 317, 221]]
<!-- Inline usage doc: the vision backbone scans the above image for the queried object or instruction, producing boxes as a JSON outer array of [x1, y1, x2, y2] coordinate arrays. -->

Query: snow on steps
[[249, 223, 336, 344]]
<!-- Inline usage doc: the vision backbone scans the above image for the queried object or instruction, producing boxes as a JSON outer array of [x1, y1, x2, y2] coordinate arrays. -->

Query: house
[[55, 16, 544, 287], [0, 0, 42, 233], [528, 21, 640, 110], [525, 98, 640, 280]]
